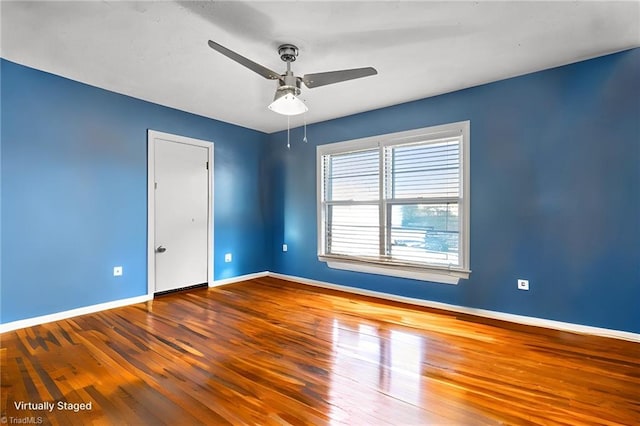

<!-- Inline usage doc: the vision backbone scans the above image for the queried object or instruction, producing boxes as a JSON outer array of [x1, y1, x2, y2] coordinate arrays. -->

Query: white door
[[154, 137, 210, 293]]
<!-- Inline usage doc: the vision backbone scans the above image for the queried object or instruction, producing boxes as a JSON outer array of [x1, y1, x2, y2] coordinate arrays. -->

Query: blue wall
[[1, 59, 270, 323], [3, 49, 639, 334], [267, 49, 640, 334]]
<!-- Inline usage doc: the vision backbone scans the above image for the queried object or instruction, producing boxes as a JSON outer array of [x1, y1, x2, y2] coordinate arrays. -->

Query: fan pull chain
[[303, 113, 308, 143], [287, 116, 291, 149]]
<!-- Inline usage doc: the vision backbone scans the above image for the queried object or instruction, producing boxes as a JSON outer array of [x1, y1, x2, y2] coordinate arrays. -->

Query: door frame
[[147, 130, 214, 298]]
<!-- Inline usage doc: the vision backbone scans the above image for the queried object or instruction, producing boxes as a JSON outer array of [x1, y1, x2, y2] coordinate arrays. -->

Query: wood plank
[[1, 276, 638, 425]]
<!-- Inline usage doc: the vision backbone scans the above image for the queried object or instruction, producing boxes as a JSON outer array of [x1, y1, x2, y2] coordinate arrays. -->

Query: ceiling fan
[[207, 40, 378, 116]]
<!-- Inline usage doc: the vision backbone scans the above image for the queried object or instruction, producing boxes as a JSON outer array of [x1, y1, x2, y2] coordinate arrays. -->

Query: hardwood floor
[[1, 276, 639, 425]]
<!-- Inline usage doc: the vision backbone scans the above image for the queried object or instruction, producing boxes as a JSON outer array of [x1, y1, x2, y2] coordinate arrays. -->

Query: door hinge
[[154, 182, 158, 189], [206, 161, 209, 170]]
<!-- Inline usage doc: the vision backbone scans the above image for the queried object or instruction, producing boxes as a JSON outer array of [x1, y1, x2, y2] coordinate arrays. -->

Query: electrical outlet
[[224, 253, 232, 263], [282, 244, 288, 252], [517, 279, 529, 290], [113, 266, 123, 277]]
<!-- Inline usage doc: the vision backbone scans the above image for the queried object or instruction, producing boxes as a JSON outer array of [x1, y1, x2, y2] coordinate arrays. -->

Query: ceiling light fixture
[[268, 86, 308, 116]]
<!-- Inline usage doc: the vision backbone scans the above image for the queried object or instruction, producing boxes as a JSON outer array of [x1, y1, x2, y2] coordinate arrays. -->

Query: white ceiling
[[2, 1, 639, 133]]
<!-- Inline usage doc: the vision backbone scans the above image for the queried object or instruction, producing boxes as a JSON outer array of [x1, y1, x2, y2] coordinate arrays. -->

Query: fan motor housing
[[276, 75, 302, 98], [281, 72, 301, 88]]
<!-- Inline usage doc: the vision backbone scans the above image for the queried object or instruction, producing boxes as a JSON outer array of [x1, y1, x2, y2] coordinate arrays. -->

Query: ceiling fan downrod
[[275, 44, 302, 97]]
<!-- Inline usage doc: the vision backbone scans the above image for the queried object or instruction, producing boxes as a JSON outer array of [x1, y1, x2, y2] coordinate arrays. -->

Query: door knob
[[156, 245, 167, 253]]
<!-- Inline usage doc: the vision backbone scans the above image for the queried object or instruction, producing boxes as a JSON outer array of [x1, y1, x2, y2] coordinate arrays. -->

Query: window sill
[[319, 256, 470, 285]]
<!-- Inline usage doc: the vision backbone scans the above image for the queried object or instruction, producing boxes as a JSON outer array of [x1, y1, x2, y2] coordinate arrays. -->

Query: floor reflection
[[328, 319, 428, 424]]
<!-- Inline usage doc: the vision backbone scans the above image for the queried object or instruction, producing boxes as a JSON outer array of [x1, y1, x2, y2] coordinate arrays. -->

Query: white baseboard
[[212, 271, 269, 287], [267, 272, 640, 343], [0, 294, 152, 334], [4, 271, 638, 343], [1, 272, 269, 333]]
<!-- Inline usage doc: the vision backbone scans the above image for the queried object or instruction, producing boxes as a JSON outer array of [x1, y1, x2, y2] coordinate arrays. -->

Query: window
[[317, 121, 470, 284]]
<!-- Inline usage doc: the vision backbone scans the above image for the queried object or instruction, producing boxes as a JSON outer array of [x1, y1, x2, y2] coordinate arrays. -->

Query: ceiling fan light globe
[[268, 93, 308, 116]]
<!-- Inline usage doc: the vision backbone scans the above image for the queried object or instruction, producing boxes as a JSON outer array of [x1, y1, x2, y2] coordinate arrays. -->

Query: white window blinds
[[324, 149, 379, 202], [386, 139, 460, 200], [322, 149, 380, 257]]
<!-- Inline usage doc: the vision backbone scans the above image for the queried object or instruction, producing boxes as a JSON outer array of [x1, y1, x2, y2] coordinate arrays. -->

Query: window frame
[[316, 121, 470, 284]]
